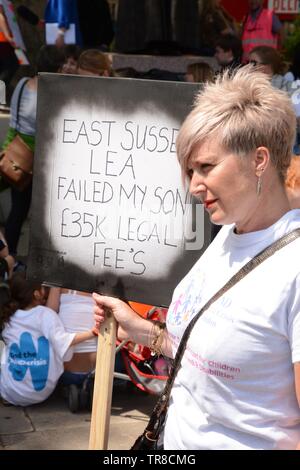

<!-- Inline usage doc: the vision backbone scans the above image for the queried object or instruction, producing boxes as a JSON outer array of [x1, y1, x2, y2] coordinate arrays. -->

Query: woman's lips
[[204, 199, 218, 209]]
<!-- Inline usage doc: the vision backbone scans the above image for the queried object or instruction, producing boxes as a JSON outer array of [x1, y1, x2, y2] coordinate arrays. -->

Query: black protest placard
[[27, 74, 210, 306]]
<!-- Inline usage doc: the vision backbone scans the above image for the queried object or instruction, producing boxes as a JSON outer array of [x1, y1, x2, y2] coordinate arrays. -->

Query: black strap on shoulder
[[153, 227, 300, 417]]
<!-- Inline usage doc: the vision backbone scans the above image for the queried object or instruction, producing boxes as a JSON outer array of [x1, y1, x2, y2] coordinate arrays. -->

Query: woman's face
[[187, 139, 259, 233], [249, 52, 273, 76], [61, 57, 78, 74]]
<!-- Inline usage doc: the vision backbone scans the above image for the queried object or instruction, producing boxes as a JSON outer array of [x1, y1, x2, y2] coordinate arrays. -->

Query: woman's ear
[[254, 146, 270, 175]]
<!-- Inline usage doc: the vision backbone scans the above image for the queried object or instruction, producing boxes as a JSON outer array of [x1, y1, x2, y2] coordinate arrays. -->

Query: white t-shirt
[[59, 293, 97, 353], [165, 209, 300, 450], [0, 306, 75, 406]]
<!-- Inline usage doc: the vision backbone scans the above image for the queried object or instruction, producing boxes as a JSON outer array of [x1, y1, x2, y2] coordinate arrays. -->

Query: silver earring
[[256, 176, 262, 196]]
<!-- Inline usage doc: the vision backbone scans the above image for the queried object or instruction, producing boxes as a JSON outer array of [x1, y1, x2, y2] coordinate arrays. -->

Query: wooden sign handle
[[89, 311, 117, 450]]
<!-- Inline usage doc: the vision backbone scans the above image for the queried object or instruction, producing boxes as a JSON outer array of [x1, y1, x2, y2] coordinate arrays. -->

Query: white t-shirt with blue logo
[[0, 305, 75, 406], [165, 209, 300, 450]]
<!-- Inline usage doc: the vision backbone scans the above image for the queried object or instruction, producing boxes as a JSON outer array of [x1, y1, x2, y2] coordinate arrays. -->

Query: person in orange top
[[286, 156, 300, 210], [241, 0, 283, 63]]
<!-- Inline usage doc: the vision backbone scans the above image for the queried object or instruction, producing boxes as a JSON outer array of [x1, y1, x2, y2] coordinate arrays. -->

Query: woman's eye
[[187, 168, 194, 179], [201, 164, 213, 172]]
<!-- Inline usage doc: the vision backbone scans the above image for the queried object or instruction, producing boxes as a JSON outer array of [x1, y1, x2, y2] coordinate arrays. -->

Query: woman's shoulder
[[14, 76, 31, 90], [10, 77, 31, 103]]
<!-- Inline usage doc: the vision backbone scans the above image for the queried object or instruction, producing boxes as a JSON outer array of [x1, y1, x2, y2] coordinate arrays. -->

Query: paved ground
[[0, 380, 157, 450]]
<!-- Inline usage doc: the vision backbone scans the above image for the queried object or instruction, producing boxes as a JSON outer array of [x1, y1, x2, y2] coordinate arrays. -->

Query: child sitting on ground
[[0, 273, 96, 406]]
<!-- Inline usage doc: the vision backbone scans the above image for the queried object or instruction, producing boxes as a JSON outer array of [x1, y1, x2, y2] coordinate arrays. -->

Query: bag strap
[[152, 227, 300, 419], [15, 78, 30, 133]]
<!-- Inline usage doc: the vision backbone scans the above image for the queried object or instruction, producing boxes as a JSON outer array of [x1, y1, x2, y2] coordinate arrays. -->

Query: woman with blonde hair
[[94, 67, 300, 449]]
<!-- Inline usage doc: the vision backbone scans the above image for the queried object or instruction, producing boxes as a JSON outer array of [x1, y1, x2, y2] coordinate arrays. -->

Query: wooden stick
[[89, 311, 116, 450]]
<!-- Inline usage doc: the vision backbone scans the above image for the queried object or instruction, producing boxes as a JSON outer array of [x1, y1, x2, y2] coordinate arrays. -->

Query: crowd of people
[[0, 0, 300, 451]]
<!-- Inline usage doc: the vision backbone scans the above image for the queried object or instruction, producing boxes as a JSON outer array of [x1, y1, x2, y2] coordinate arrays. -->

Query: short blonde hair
[[176, 66, 296, 182]]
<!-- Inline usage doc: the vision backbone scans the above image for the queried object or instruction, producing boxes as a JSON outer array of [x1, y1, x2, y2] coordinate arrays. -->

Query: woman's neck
[[236, 182, 291, 234]]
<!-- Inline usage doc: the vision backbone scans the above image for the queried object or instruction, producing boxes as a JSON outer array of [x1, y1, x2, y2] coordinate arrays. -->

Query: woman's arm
[[70, 330, 95, 346], [55, 0, 73, 47]]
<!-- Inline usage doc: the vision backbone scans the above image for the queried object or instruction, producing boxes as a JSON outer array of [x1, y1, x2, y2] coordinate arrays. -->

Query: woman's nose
[[189, 172, 206, 197]]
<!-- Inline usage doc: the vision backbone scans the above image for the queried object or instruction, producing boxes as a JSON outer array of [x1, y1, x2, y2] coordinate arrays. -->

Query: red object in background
[[129, 301, 153, 318], [220, 0, 249, 23], [220, 0, 297, 22]]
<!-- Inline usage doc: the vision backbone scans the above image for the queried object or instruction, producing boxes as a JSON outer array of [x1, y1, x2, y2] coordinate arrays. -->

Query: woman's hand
[[93, 293, 145, 343], [93, 294, 174, 358]]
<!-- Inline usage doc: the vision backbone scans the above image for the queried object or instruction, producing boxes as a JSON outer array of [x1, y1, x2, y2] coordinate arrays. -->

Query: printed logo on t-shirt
[[168, 277, 204, 326], [8, 332, 50, 391]]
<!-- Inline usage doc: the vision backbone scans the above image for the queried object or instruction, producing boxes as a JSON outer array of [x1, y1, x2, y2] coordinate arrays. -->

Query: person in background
[[248, 46, 300, 156], [2, 45, 64, 260], [241, 0, 283, 63], [76, 0, 114, 50], [77, 49, 113, 77], [185, 62, 214, 84], [249, 46, 291, 90], [94, 67, 300, 450], [286, 156, 300, 209], [61, 44, 81, 74], [45, 0, 82, 48], [214, 34, 243, 72], [200, 0, 238, 56], [58, 289, 97, 386], [0, 274, 97, 406], [0, 0, 20, 102], [290, 44, 300, 81]]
